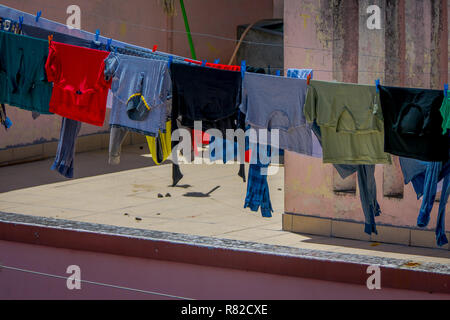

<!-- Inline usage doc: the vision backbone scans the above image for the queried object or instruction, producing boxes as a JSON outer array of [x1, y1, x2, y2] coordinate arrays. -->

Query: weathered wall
[[284, 0, 449, 236], [0, 0, 274, 154]]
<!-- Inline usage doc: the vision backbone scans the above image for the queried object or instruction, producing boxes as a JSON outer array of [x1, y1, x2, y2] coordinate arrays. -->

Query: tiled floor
[[0, 144, 449, 267]]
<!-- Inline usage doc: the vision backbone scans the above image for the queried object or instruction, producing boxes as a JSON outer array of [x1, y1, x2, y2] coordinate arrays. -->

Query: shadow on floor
[[292, 232, 450, 259], [0, 144, 169, 193]]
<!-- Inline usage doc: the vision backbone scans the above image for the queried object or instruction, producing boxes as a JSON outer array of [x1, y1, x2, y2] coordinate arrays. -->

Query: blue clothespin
[[95, 29, 100, 42], [114, 46, 118, 54], [375, 79, 380, 93], [241, 60, 246, 79], [445, 84, 448, 97], [4, 117, 12, 129], [107, 38, 112, 51], [201, 60, 207, 67], [18, 16, 23, 29], [168, 56, 173, 68], [35, 11, 42, 23], [214, 59, 220, 64], [276, 70, 281, 76]]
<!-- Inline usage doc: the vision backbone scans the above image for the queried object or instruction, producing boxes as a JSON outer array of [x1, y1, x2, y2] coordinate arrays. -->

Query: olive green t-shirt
[[304, 80, 391, 165], [0, 31, 53, 114]]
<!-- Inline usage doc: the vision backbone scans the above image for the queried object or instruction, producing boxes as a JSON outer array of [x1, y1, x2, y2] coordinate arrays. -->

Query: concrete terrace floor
[[0, 144, 449, 267]]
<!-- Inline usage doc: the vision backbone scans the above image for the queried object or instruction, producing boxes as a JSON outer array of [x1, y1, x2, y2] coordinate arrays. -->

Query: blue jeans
[[400, 158, 450, 246]]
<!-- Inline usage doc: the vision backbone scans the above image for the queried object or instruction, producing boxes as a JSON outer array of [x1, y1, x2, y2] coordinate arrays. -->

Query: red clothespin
[[152, 45, 158, 52], [48, 34, 53, 45], [307, 73, 311, 85]]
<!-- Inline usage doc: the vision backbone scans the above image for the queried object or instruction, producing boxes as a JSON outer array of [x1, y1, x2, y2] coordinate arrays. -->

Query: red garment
[[184, 59, 241, 72], [45, 41, 111, 126]]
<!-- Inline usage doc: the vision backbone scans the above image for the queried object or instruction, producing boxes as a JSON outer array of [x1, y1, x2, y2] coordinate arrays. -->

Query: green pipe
[[179, 0, 197, 60]]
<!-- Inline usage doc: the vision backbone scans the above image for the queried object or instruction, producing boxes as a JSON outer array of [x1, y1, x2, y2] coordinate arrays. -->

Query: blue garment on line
[[312, 121, 380, 235], [244, 144, 273, 218], [286, 68, 313, 80], [51, 117, 81, 178], [399, 157, 450, 246]]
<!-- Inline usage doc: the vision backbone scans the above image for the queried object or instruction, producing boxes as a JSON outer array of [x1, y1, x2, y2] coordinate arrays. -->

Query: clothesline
[[2, 4, 450, 71]]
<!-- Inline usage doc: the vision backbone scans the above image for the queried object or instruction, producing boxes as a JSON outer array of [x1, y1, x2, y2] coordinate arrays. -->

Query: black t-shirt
[[379, 85, 448, 161], [170, 62, 242, 135]]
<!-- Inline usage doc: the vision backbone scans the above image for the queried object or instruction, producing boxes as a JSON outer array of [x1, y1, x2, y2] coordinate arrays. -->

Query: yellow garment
[[146, 121, 172, 165]]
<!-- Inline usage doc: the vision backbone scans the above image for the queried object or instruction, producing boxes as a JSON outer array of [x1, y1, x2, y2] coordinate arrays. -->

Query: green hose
[[179, 0, 197, 60]]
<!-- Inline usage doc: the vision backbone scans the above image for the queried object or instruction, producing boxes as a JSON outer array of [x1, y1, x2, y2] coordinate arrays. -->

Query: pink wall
[[0, 0, 274, 149], [1, 240, 447, 300], [284, 0, 450, 231]]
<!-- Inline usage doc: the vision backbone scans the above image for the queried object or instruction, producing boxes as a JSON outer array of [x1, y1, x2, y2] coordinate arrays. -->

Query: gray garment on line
[[108, 99, 172, 165], [105, 53, 171, 137], [239, 72, 319, 157]]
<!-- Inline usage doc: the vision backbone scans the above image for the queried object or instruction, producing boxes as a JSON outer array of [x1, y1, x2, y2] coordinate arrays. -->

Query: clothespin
[[114, 46, 118, 54], [152, 45, 158, 52], [276, 70, 280, 76], [375, 79, 380, 93], [445, 84, 448, 97], [214, 59, 220, 64], [107, 38, 112, 51], [241, 60, 246, 79], [48, 34, 53, 45], [35, 11, 42, 23], [18, 16, 23, 29], [201, 60, 207, 67], [307, 73, 311, 85], [94, 29, 100, 45], [168, 56, 173, 68]]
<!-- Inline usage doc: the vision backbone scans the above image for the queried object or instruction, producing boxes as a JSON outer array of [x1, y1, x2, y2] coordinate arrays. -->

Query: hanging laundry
[[440, 90, 450, 135], [240, 72, 321, 157], [51, 117, 82, 178], [104, 53, 171, 164], [286, 69, 313, 79], [45, 41, 111, 126], [0, 31, 53, 114], [105, 53, 171, 135], [170, 62, 242, 186], [399, 157, 450, 246], [304, 80, 390, 165], [244, 143, 273, 218], [379, 85, 447, 162], [311, 121, 381, 235], [0, 17, 22, 34], [170, 62, 242, 134], [146, 121, 172, 165]]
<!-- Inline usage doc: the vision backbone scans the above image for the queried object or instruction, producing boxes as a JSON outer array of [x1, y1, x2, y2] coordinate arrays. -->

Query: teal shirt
[[441, 91, 450, 134], [0, 31, 53, 114]]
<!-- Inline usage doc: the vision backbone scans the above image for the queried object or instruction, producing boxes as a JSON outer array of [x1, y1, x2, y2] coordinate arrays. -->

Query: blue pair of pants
[[399, 157, 450, 246], [51, 117, 81, 178], [416, 162, 449, 247]]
